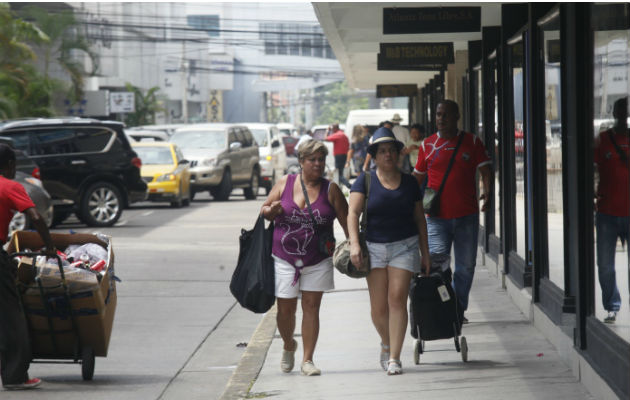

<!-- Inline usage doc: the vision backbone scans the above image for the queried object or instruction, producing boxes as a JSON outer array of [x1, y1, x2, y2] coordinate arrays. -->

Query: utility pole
[[181, 41, 189, 123]]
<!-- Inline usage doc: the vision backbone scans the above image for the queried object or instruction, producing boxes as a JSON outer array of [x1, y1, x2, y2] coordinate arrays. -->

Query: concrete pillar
[[446, 50, 469, 106]]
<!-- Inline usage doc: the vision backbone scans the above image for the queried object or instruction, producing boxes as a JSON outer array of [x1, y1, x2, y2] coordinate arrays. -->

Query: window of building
[[592, 3, 629, 339], [540, 11, 565, 290], [187, 15, 220, 38], [511, 40, 526, 259]]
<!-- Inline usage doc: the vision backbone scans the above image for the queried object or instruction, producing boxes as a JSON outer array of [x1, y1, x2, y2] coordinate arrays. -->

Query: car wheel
[[213, 169, 232, 201], [243, 170, 259, 200], [171, 183, 183, 208], [80, 182, 123, 227]]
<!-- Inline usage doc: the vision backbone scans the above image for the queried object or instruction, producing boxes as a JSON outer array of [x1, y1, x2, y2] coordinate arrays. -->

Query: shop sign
[[383, 7, 481, 34], [376, 84, 418, 98], [110, 92, 135, 113], [377, 42, 454, 71]]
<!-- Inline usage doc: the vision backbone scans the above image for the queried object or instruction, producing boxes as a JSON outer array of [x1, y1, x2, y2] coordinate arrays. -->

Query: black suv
[[0, 118, 147, 227]]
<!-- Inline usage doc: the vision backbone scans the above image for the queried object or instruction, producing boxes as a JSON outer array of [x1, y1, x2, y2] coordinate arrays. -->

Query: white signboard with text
[[110, 92, 135, 113]]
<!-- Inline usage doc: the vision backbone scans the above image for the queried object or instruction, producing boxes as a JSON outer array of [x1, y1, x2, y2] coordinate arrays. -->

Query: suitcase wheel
[[413, 340, 421, 365], [460, 336, 468, 362]]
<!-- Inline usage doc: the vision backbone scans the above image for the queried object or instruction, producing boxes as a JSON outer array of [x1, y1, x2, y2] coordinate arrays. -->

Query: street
[[5, 190, 267, 399]]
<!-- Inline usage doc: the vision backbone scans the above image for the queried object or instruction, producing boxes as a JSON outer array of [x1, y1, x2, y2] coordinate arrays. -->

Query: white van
[[246, 123, 287, 194], [344, 108, 408, 140]]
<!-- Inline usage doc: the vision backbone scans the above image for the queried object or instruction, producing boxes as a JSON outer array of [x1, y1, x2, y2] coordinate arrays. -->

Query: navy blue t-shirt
[[350, 171, 421, 243]]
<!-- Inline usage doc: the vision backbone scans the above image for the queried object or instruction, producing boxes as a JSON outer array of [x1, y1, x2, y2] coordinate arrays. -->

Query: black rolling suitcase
[[409, 253, 468, 363]]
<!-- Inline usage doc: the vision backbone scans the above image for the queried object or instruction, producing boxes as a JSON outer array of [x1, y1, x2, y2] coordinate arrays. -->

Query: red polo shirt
[[594, 128, 630, 217], [414, 131, 491, 219], [325, 130, 349, 156], [0, 176, 35, 242]]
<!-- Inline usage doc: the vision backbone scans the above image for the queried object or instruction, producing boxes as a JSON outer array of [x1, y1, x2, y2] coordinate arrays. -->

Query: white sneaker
[[604, 311, 617, 324], [281, 339, 297, 373], [387, 359, 402, 375], [301, 360, 321, 376]]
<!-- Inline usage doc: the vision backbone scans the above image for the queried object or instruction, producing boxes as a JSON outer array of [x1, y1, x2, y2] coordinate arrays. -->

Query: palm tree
[[0, 3, 50, 118], [124, 83, 166, 127], [21, 5, 98, 102]]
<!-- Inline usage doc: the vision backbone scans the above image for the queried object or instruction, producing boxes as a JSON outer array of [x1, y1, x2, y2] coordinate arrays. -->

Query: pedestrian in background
[[412, 100, 492, 324], [346, 124, 369, 176], [594, 96, 629, 324], [348, 128, 430, 375], [362, 121, 393, 172], [325, 123, 351, 189], [260, 140, 349, 376], [0, 144, 55, 390]]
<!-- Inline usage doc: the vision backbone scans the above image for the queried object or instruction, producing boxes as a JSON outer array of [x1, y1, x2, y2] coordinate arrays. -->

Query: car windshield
[[278, 129, 291, 136], [250, 129, 269, 146], [134, 146, 174, 165], [170, 130, 226, 149]]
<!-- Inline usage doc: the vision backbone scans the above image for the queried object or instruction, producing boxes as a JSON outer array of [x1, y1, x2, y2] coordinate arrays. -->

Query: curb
[[219, 304, 278, 400]]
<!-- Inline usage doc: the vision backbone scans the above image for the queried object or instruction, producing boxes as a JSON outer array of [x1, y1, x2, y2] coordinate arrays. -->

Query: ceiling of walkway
[[313, 2, 502, 90]]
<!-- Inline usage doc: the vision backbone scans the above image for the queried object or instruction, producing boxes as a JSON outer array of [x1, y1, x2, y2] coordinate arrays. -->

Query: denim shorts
[[366, 235, 420, 273]]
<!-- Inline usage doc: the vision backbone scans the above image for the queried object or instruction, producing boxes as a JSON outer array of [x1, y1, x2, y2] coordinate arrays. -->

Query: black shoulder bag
[[422, 133, 465, 217], [300, 176, 336, 257], [608, 130, 629, 168]]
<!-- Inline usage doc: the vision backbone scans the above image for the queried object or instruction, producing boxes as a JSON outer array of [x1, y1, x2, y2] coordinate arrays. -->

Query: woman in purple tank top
[[261, 139, 348, 376]]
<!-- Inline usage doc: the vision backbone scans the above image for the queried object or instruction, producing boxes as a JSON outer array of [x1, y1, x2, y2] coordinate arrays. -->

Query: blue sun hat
[[367, 127, 404, 157]]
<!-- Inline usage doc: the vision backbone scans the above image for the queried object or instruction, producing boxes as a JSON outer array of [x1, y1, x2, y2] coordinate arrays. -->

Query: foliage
[[123, 83, 166, 127], [21, 5, 99, 102], [0, 3, 53, 118], [314, 81, 368, 125]]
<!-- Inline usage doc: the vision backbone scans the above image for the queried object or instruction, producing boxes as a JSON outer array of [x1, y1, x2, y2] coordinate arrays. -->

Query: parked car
[[310, 124, 330, 141], [132, 142, 191, 207], [276, 123, 296, 137], [170, 124, 260, 201], [245, 123, 287, 194], [0, 118, 148, 227], [126, 129, 169, 142], [9, 171, 53, 235], [281, 135, 299, 157]]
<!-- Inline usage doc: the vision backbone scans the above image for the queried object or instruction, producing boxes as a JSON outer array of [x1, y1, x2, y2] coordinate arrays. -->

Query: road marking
[[116, 219, 128, 226], [141, 211, 154, 217]]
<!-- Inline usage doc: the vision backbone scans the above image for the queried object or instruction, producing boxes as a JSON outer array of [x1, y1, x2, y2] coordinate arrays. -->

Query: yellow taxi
[[131, 142, 191, 207]]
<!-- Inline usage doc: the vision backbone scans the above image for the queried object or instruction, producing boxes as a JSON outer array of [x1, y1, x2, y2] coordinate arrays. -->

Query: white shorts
[[273, 255, 334, 299], [366, 235, 420, 273]]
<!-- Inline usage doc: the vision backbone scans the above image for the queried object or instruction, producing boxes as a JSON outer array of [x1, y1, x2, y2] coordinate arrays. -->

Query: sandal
[[380, 343, 390, 371], [387, 359, 402, 375]]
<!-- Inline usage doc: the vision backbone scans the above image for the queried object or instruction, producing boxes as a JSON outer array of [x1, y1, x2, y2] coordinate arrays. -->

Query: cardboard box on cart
[[7, 231, 117, 358]]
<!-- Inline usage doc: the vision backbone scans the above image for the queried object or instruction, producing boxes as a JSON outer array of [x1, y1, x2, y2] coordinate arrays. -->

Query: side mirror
[[271, 139, 280, 148], [229, 142, 242, 151]]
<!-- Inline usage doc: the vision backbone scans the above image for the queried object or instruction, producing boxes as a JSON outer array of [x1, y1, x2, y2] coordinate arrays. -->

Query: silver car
[[9, 171, 53, 234], [170, 124, 260, 201]]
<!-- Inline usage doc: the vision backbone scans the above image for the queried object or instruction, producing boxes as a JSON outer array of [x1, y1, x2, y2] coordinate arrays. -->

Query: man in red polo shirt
[[0, 143, 55, 390], [594, 97, 629, 324], [325, 123, 351, 189], [413, 100, 492, 323]]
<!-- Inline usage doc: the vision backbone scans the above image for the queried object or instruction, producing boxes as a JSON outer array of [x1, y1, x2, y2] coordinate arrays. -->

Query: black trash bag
[[230, 215, 276, 313]]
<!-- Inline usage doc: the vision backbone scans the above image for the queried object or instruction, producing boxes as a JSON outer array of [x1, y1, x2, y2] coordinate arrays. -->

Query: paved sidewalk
[[239, 262, 594, 400]]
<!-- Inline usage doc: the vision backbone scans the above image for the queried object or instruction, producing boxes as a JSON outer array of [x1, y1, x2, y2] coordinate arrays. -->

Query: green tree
[[123, 83, 165, 127], [0, 3, 51, 118], [21, 5, 98, 102], [314, 81, 368, 125]]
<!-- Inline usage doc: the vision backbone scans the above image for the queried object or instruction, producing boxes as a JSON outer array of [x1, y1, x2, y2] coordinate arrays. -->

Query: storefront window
[[541, 12, 564, 289], [475, 67, 485, 229], [512, 41, 526, 258], [493, 61, 501, 239], [592, 4, 629, 339]]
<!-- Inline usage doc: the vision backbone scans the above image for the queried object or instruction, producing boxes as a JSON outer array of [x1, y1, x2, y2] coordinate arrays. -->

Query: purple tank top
[[272, 174, 336, 269]]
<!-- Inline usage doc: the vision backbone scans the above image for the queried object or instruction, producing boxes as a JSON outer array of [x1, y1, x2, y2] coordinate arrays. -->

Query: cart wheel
[[460, 336, 468, 362], [413, 340, 421, 365], [81, 346, 95, 381]]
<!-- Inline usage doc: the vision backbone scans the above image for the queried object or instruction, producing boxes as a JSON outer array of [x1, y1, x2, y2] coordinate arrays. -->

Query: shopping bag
[[230, 215, 276, 313]]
